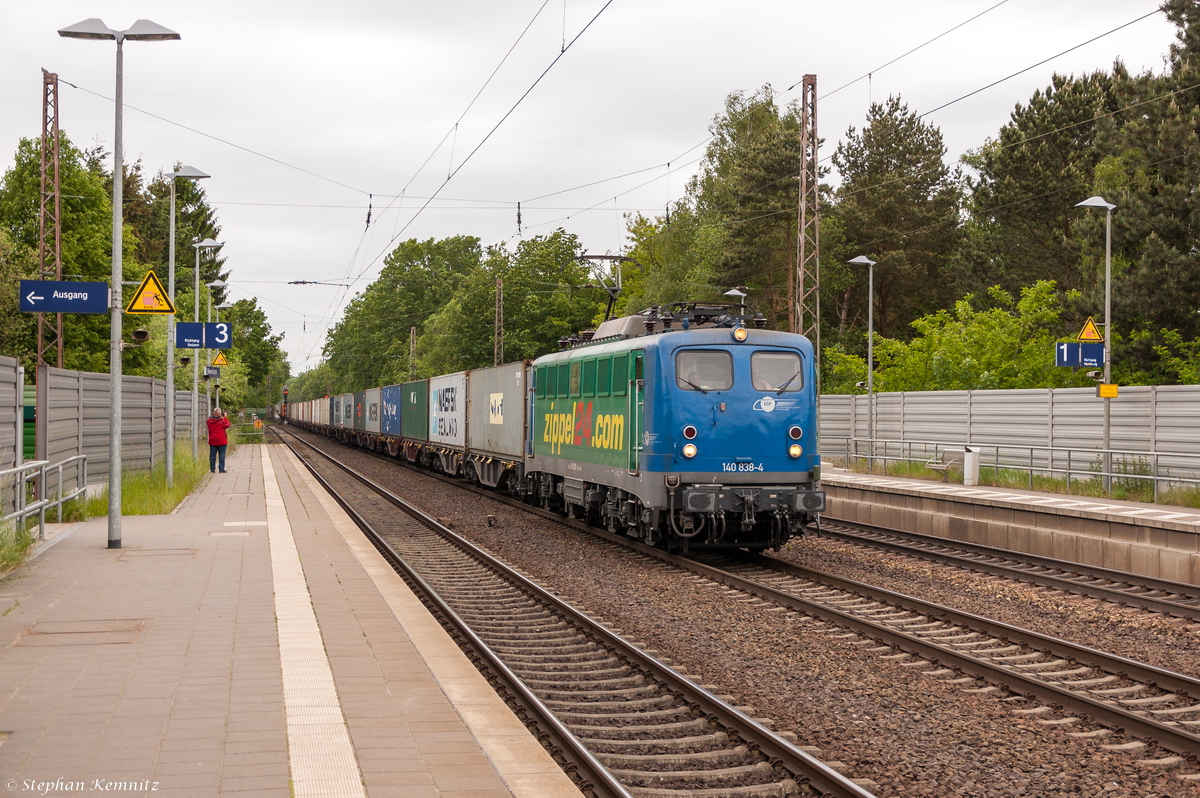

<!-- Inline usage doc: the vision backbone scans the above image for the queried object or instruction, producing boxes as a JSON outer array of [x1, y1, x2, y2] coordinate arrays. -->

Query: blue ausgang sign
[[19, 280, 109, 314], [176, 322, 204, 349]]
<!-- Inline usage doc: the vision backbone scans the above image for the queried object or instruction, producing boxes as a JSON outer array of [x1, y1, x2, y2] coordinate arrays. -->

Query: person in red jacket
[[207, 407, 232, 473]]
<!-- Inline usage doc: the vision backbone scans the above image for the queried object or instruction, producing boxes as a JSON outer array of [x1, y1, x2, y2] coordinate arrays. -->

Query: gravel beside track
[[283, 430, 1200, 797]]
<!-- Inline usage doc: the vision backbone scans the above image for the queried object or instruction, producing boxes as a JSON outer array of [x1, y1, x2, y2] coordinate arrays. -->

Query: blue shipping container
[[381, 385, 402, 436]]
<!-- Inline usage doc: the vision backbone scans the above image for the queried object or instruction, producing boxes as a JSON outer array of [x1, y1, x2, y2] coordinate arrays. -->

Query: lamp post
[[1075, 195, 1116, 491], [192, 240, 222, 455], [847, 256, 877, 462], [165, 166, 209, 489], [59, 18, 180, 550]]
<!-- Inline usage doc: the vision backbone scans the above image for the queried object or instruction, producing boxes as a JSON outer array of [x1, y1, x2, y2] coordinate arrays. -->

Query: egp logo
[[753, 396, 776, 413]]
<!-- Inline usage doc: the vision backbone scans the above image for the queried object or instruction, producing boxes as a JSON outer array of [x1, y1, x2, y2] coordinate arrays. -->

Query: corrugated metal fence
[[0, 356, 22, 473], [36, 365, 197, 491], [821, 386, 1200, 478]]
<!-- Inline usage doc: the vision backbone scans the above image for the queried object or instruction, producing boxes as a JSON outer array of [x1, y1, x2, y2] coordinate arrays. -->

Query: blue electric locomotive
[[523, 303, 824, 551]]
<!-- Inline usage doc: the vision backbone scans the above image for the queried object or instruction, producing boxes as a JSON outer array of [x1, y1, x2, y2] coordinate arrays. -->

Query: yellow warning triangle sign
[[211, 351, 229, 366], [1077, 316, 1104, 343], [125, 271, 176, 314]]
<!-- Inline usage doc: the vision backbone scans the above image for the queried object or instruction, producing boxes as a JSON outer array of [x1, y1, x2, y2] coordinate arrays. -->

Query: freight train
[[287, 302, 825, 551]]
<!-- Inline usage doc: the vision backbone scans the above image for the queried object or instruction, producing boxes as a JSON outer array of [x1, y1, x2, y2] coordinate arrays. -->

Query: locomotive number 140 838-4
[[723, 462, 764, 472]]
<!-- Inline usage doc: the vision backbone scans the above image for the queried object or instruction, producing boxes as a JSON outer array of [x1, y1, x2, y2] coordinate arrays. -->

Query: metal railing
[[229, 422, 265, 443], [1, 455, 88, 540], [834, 437, 1200, 502]]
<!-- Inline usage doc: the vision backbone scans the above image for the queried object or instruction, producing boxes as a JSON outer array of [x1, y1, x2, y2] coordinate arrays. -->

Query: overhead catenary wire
[[340, 0, 616, 294]]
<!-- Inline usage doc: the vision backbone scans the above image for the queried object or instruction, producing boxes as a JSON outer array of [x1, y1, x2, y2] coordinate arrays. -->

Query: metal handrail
[[0, 456, 88, 541], [836, 437, 1200, 501]]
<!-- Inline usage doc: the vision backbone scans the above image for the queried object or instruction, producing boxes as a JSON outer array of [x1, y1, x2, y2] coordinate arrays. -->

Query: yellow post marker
[[125, 271, 177, 314], [1097, 384, 1118, 398]]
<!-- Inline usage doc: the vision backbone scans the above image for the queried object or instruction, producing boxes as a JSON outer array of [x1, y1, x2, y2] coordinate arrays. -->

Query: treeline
[[292, 0, 1200, 401], [0, 135, 289, 408], [288, 231, 603, 399]]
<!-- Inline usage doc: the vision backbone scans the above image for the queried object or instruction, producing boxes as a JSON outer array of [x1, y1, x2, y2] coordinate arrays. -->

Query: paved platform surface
[[0, 444, 581, 798], [825, 466, 1200, 529]]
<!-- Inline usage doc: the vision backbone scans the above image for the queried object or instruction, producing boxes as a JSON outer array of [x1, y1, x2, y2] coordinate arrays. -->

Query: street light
[[847, 256, 877, 464], [59, 18, 180, 550], [192, 239, 222, 456], [1075, 195, 1117, 491], [164, 166, 209, 489], [207, 280, 228, 323]]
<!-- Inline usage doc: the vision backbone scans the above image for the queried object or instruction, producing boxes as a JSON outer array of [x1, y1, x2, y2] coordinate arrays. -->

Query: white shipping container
[[366, 388, 381, 433], [429, 372, 466, 448]]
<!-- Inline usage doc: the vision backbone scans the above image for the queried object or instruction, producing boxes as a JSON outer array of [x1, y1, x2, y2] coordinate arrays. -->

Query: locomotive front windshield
[[751, 351, 803, 392], [676, 350, 732, 392]]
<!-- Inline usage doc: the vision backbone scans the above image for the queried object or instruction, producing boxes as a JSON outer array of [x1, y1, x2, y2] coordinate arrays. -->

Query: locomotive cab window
[[675, 350, 732, 392], [752, 351, 803, 392]]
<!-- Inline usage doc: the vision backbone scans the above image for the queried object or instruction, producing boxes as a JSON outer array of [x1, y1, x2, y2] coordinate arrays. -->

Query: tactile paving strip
[[263, 451, 367, 798]]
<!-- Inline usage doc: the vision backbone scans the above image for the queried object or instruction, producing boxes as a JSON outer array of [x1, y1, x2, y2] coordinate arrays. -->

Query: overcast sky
[[0, 0, 1177, 373]]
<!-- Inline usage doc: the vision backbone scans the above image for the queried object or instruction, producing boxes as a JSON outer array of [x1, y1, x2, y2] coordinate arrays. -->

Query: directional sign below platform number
[[175, 321, 233, 349]]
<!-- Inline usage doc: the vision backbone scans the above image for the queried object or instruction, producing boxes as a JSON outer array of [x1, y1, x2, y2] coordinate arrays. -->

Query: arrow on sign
[[25, 291, 44, 304]]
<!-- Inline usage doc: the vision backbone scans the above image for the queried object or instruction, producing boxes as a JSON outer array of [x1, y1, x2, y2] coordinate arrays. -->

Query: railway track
[[278, 427, 1200, 774], [817, 519, 1200, 621], [272, 428, 878, 798]]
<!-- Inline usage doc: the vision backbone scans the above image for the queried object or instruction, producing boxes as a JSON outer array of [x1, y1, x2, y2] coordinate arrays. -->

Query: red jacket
[[207, 415, 232, 446]]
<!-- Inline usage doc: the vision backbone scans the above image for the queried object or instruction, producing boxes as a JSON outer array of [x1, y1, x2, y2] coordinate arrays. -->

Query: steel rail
[[818, 518, 1200, 620], [280, 427, 1200, 758], [273, 428, 878, 798], [275, 431, 632, 798]]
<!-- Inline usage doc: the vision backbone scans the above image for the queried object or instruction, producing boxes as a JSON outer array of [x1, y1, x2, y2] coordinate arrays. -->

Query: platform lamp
[[164, 166, 209, 489], [847, 256, 877, 464], [192, 240, 222, 456], [1075, 195, 1116, 492], [59, 17, 180, 550]]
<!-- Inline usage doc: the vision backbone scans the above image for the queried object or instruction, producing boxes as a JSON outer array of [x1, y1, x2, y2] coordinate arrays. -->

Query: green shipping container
[[401, 379, 428, 441]]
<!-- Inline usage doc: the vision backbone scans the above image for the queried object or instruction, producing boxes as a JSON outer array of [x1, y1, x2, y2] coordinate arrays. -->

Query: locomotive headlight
[[789, 425, 803, 440], [733, 326, 748, 342], [788, 443, 803, 459], [682, 443, 698, 458]]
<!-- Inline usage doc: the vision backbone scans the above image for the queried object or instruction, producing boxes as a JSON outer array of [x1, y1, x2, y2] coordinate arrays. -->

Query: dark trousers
[[209, 444, 227, 473]]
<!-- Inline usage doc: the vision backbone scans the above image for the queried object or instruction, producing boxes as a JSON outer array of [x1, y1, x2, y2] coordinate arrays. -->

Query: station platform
[[0, 444, 582, 798], [821, 466, 1200, 586]]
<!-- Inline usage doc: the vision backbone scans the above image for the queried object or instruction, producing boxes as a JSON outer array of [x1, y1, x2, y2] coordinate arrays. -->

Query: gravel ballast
[[283, 431, 1200, 797]]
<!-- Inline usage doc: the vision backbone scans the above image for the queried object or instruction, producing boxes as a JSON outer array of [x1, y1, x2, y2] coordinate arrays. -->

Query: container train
[[286, 303, 825, 551]]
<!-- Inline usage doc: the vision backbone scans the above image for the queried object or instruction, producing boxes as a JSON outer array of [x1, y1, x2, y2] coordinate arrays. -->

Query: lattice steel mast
[[795, 75, 820, 370], [38, 69, 64, 368]]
